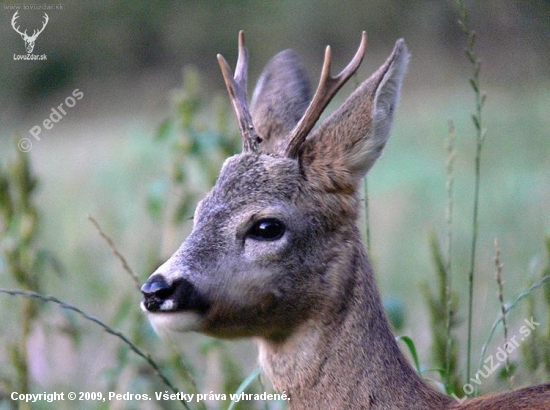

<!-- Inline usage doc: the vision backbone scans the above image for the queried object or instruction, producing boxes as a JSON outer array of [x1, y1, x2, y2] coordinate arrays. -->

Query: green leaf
[[457, 19, 468, 34], [469, 79, 478, 93], [472, 114, 480, 130], [396, 335, 421, 373], [468, 31, 477, 48]]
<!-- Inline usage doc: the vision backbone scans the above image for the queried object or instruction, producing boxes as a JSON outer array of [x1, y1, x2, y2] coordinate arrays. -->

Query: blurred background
[[1, 0, 549, 409]]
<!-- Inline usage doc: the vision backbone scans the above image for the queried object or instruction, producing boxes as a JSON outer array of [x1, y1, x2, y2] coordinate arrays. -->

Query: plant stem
[[466, 138, 481, 382], [494, 238, 512, 389], [88, 215, 141, 292], [444, 120, 455, 389], [457, 0, 486, 383]]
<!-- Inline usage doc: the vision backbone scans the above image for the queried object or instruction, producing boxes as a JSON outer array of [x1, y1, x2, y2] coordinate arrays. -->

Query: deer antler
[[284, 31, 368, 158], [30, 13, 49, 40], [217, 31, 262, 153], [11, 11, 27, 37]]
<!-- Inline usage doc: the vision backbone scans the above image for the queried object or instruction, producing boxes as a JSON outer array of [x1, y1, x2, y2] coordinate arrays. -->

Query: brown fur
[[142, 34, 550, 409]]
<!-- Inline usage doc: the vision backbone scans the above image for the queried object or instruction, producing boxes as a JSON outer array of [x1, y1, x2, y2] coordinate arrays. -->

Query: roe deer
[[141, 31, 550, 409]]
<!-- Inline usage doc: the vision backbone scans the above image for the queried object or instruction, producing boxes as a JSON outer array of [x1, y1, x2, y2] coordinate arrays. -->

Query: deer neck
[[256, 227, 451, 409]]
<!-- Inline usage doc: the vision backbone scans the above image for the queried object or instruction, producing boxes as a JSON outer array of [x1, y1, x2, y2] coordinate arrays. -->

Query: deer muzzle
[[141, 275, 210, 314]]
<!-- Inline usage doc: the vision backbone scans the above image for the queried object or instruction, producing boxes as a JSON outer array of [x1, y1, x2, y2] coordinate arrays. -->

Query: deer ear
[[251, 50, 311, 154], [300, 40, 409, 193]]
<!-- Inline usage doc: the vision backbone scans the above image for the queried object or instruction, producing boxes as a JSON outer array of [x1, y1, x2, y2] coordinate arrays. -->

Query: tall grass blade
[[227, 367, 262, 410], [444, 120, 456, 390]]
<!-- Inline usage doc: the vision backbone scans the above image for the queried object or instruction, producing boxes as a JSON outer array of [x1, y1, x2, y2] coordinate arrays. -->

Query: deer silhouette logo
[[11, 11, 49, 54]]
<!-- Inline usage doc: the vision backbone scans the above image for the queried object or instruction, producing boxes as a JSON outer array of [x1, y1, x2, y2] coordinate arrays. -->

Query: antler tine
[[11, 11, 26, 36], [217, 30, 262, 152], [284, 31, 368, 158], [36, 13, 49, 36]]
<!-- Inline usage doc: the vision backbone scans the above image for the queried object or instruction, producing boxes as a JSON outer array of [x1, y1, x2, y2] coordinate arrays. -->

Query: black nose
[[141, 274, 175, 312], [141, 275, 173, 298], [141, 275, 210, 313]]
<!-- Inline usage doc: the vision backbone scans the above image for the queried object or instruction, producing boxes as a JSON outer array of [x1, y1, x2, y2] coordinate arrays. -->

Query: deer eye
[[247, 219, 286, 241]]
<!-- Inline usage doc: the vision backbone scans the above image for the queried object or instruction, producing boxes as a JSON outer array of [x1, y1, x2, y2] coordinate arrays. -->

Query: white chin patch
[[141, 302, 202, 334]]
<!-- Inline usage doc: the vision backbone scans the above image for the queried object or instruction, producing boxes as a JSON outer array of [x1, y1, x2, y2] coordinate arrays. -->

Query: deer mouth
[[140, 296, 177, 313]]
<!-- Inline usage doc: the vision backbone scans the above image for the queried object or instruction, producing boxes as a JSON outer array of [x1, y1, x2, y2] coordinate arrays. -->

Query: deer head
[[141, 30, 409, 339], [11, 11, 49, 54]]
